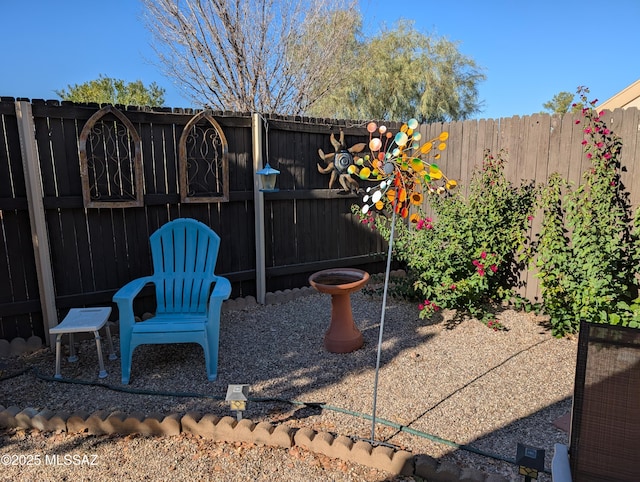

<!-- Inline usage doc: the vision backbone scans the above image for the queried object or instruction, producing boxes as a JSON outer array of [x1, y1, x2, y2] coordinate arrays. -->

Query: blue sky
[[2, 0, 638, 120]]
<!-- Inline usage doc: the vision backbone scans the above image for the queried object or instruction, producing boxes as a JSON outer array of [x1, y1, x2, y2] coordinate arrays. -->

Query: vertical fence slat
[[461, 118, 477, 197], [614, 108, 640, 208], [0, 104, 36, 339], [567, 115, 586, 187], [524, 114, 552, 302]]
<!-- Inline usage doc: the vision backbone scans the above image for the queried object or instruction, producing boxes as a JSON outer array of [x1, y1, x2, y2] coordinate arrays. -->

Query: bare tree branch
[[143, 0, 358, 114]]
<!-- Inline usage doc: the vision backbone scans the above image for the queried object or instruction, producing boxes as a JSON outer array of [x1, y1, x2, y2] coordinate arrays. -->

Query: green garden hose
[[17, 368, 549, 473]]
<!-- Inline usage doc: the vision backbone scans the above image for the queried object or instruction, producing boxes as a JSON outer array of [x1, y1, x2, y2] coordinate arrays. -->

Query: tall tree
[[142, 0, 359, 114], [542, 91, 577, 115], [307, 21, 486, 122], [56, 75, 165, 107]]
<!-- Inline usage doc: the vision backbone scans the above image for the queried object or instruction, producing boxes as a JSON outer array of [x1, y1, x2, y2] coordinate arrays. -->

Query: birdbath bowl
[[308, 268, 369, 353]]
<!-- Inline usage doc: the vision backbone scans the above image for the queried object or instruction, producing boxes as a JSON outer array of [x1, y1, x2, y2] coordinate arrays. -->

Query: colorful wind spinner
[[354, 119, 456, 220]]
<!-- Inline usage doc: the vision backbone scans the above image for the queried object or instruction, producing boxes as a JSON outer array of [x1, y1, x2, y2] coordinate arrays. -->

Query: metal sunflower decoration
[[354, 118, 457, 221]]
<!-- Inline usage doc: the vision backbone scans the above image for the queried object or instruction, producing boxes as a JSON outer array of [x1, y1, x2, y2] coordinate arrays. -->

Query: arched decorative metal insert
[[78, 105, 143, 208], [179, 110, 229, 203]]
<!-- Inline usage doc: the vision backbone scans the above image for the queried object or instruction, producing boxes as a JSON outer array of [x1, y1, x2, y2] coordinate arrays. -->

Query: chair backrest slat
[[149, 219, 221, 314]]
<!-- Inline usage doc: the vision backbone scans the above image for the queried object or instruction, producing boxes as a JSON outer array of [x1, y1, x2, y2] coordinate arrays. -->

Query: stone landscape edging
[[0, 405, 508, 481]]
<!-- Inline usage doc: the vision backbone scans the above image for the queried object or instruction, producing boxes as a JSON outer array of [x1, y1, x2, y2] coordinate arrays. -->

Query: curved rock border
[[0, 405, 507, 481]]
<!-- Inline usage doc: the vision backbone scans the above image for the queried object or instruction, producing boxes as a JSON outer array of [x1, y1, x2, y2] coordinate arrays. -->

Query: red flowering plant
[[536, 87, 640, 336], [359, 146, 537, 330]]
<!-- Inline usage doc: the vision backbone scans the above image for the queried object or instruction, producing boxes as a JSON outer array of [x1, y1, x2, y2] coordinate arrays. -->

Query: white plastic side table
[[49, 307, 117, 379]]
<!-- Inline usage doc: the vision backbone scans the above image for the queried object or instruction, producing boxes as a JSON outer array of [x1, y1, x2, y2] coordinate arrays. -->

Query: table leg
[[68, 333, 78, 362], [93, 330, 108, 378], [54, 334, 63, 379], [105, 325, 117, 360]]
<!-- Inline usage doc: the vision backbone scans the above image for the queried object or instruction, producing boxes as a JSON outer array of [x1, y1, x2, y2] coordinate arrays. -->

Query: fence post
[[15, 101, 58, 346], [252, 113, 266, 304]]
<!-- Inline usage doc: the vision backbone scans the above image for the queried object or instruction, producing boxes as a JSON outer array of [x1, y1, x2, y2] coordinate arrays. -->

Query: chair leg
[[105, 324, 117, 360], [206, 321, 220, 381], [201, 342, 217, 381], [121, 351, 132, 384], [120, 362, 131, 385], [120, 332, 133, 384]]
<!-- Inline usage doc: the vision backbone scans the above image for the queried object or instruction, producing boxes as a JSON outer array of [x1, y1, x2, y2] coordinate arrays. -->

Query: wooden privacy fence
[[0, 99, 389, 345], [1, 97, 640, 345]]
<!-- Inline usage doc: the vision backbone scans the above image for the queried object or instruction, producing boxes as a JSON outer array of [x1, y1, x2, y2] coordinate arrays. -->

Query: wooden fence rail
[[1, 97, 639, 345]]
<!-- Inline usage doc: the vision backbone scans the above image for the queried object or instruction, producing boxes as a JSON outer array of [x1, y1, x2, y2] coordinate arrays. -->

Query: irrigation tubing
[[0, 367, 551, 473]]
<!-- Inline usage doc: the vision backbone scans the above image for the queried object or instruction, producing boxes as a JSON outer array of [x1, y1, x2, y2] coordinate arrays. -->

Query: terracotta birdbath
[[308, 268, 369, 353]]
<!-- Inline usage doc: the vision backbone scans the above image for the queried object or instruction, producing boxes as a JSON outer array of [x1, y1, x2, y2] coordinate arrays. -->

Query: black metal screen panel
[[570, 321, 640, 481]]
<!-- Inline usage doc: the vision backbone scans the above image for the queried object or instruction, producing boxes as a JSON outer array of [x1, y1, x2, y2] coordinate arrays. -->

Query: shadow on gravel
[[0, 292, 434, 415]]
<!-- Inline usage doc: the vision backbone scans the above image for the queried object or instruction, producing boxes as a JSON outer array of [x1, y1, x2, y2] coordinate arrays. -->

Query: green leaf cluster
[[56, 74, 166, 107], [308, 21, 485, 122], [541, 91, 579, 115], [536, 88, 640, 336]]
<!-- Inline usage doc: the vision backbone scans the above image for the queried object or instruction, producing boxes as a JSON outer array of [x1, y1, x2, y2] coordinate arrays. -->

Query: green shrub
[[358, 148, 538, 328], [535, 87, 640, 336]]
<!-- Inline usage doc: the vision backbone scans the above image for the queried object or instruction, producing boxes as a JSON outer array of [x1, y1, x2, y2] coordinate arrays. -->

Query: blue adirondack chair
[[113, 218, 231, 384]]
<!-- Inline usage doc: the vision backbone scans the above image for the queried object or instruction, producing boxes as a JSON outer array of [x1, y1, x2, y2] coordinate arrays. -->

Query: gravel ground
[[0, 290, 577, 481]]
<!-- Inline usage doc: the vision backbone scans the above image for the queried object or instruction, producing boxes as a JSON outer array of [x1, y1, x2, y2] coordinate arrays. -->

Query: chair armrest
[[113, 276, 155, 329], [113, 276, 155, 304], [210, 276, 232, 301], [208, 276, 231, 320]]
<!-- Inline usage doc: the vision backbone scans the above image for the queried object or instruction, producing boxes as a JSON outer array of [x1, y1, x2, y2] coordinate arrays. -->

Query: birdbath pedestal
[[308, 268, 369, 353]]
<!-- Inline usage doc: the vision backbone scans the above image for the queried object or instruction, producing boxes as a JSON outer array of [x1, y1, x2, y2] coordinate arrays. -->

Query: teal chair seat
[[113, 218, 231, 384]]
